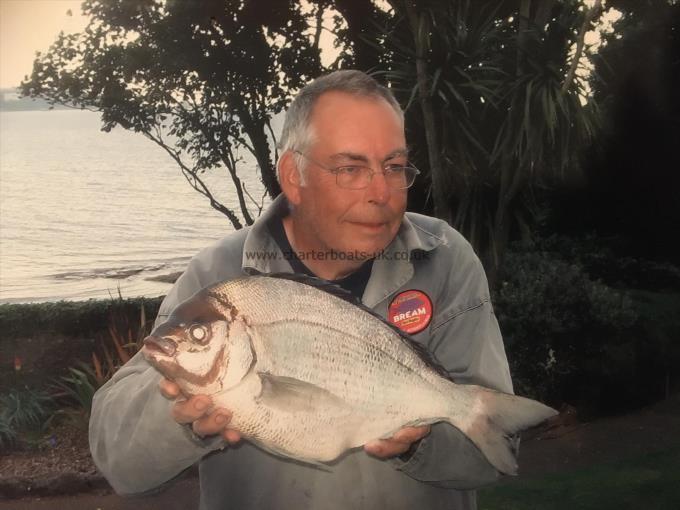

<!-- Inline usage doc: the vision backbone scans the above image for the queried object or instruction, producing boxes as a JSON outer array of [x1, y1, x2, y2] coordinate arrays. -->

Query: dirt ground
[[1, 394, 679, 510], [0, 477, 198, 510]]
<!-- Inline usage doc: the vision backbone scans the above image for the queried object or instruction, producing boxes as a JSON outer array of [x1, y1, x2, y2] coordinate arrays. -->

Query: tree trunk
[[236, 105, 281, 202], [517, 0, 532, 73], [562, 0, 602, 95], [403, 2, 451, 224]]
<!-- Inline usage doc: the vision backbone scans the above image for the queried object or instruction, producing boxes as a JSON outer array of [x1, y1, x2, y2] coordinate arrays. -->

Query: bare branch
[[168, 95, 255, 225], [265, 118, 279, 163], [242, 181, 265, 217], [142, 130, 243, 230]]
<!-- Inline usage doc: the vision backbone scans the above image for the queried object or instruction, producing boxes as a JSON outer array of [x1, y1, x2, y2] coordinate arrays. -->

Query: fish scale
[[253, 321, 430, 415], [142, 274, 557, 473]]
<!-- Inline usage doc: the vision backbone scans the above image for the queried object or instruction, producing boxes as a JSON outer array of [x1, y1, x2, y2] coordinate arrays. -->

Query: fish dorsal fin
[[257, 372, 349, 414], [261, 272, 451, 381]]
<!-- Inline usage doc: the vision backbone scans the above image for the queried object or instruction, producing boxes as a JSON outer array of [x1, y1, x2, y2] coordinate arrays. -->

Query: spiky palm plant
[[380, 0, 600, 280], [0, 388, 54, 450]]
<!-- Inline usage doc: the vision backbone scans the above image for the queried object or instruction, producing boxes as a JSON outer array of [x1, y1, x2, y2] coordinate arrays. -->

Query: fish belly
[[221, 318, 450, 462]]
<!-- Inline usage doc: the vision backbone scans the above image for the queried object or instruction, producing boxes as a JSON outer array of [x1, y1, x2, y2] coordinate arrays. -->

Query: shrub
[[51, 365, 100, 416], [529, 234, 680, 291], [0, 387, 54, 451], [494, 235, 680, 416], [49, 302, 150, 424], [0, 296, 163, 342], [495, 249, 636, 405], [92, 301, 150, 385]]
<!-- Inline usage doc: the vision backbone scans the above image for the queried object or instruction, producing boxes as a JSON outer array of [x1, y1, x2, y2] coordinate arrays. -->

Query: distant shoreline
[[0, 292, 168, 306], [0, 87, 73, 112], [0, 275, 179, 305]]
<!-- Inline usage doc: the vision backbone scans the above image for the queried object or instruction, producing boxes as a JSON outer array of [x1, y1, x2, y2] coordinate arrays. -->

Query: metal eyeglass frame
[[293, 150, 420, 190]]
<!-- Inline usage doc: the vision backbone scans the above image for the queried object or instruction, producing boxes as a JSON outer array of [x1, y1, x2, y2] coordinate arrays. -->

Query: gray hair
[[277, 70, 404, 183]]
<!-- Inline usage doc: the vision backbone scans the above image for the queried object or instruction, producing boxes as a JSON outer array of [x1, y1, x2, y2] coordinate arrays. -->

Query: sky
[[0, 0, 619, 90], [0, 0, 87, 89]]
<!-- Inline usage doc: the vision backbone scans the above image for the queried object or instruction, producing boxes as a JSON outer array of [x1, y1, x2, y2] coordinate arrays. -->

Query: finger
[[222, 428, 242, 445], [192, 408, 233, 437], [159, 378, 181, 399], [171, 395, 213, 424], [364, 438, 409, 458], [392, 425, 431, 443]]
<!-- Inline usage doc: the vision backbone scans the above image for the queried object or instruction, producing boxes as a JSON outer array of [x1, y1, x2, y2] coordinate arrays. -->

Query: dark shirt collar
[[265, 210, 374, 299]]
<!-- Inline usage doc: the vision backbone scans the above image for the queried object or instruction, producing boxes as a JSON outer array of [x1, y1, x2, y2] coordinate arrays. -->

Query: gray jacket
[[89, 195, 514, 509]]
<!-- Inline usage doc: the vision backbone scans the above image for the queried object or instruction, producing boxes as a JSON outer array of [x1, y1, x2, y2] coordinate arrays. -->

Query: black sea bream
[[142, 274, 556, 474]]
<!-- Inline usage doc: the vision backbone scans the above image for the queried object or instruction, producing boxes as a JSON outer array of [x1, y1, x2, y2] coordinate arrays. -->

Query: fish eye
[[189, 324, 209, 344]]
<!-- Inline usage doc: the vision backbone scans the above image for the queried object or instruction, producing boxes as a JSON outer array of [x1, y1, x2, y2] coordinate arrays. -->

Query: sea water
[[0, 109, 269, 303]]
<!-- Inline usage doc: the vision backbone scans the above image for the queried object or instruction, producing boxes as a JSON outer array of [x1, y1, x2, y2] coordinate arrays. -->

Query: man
[[89, 70, 514, 509]]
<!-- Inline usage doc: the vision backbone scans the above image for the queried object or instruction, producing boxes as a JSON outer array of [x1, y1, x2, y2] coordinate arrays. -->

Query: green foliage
[[0, 296, 162, 342], [91, 300, 149, 386], [495, 247, 637, 405], [494, 235, 680, 414], [530, 234, 680, 291], [382, 0, 600, 273], [0, 388, 54, 450], [51, 365, 100, 416], [45, 300, 149, 422], [0, 418, 16, 449]]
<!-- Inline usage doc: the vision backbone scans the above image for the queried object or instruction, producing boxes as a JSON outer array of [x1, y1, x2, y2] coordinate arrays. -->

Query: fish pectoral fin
[[256, 372, 347, 414]]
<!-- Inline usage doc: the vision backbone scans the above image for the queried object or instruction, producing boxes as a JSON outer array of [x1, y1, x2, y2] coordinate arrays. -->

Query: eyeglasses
[[293, 151, 420, 190]]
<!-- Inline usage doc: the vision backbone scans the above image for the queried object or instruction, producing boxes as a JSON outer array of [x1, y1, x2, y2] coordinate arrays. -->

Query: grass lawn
[[478, 447, 680, 510]]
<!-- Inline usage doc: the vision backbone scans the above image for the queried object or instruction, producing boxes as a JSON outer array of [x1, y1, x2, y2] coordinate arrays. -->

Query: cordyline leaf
[[102, 338, 118, 373], [456, 120, 488, 156], [92, 352, 105, 387], [437, 89, 451, 106], [430, 68, 442, 97], [542, 87, 557, 142], [111, 326, 130, 363], [443, 80, 470, 116], [405, 83, 420, 111], [523, 80, 533, 141]]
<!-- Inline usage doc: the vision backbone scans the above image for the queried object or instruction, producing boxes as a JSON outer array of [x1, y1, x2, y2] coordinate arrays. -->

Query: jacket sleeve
[[88, 254, 229, 495], [393, 240, 515, 489]]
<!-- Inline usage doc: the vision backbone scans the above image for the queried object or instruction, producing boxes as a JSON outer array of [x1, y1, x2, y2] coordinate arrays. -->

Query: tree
[[584, 0, 680, 261], [21, 0, 323, 229], [22, 0, 605, 271], [380, 0, 600, 280]]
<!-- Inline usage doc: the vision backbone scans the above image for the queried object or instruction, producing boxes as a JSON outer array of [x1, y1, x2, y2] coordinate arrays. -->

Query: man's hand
[[159, 378, 242, 444], [364, 425, 431, 459]]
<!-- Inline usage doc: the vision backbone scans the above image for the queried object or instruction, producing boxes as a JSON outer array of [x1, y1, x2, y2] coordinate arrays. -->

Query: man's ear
[[278, 151, 302, 206]]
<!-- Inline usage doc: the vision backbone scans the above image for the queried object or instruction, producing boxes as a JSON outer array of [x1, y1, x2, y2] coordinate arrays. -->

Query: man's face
[[291, 91, 408, 259]]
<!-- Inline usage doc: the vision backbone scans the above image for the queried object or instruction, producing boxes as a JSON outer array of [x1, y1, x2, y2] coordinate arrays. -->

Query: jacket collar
[[241, 194, 445, 306], [362, 214, 444, 307], [241, 194, 292, 275]]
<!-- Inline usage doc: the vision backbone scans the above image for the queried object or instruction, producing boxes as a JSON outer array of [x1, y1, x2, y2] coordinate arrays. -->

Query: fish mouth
[[142, 335, 178, 357]]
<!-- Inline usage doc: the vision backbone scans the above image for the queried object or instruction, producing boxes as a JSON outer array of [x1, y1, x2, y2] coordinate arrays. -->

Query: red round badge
[[388, 290, 433, 334]]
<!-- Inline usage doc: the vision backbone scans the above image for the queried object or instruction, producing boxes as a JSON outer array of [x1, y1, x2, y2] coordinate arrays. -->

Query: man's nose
[[365, 171, 391, 205]]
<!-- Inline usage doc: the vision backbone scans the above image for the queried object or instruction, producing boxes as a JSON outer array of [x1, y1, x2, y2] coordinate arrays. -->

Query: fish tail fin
[[445, 384, 557, 476]]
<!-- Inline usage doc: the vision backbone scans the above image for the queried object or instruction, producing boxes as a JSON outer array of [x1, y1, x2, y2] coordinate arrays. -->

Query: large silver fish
[[142, 274, 556, 474]]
